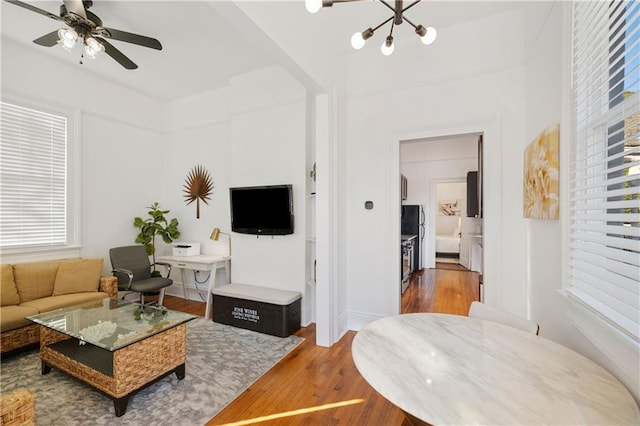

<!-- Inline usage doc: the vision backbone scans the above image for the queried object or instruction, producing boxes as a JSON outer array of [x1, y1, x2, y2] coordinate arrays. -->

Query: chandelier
[[305, 0, 437, 56]]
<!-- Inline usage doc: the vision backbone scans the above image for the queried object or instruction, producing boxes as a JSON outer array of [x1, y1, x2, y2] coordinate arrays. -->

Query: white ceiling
[[1, 1, 523, 102]]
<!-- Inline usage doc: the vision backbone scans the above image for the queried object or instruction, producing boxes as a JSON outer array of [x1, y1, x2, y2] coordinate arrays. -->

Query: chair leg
[[158, 288, 165, 306]]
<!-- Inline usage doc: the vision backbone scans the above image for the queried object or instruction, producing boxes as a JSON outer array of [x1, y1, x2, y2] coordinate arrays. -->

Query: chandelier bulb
[[351, 32, 366, 50], [381, 36, 394, 56], [305, 0, 322, 13], [351, 28, 374, 50], [420, 26, 437, 45]]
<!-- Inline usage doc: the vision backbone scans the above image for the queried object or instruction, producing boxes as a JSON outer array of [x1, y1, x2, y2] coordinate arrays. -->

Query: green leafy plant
[[133, 202, 180, 274]]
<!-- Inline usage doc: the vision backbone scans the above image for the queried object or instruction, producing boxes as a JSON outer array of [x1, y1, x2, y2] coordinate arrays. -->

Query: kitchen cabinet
[[467, 171, 480, 217], [460, 218, 483, 273]]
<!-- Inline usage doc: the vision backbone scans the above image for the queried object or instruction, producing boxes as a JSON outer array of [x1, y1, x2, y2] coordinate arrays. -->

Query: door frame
[[387, 120, 501, 315], [429, 177, 467, 269]]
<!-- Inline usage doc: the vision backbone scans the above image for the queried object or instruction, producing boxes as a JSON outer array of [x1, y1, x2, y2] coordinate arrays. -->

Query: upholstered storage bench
[[211, 284, 301, 337]]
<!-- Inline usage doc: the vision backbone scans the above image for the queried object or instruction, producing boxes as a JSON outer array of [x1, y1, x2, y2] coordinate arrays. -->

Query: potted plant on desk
[[134, 202, 180, 276]]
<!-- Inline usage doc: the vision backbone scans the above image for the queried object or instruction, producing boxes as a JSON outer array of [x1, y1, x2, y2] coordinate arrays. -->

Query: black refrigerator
[[401, 205, 425, 271]]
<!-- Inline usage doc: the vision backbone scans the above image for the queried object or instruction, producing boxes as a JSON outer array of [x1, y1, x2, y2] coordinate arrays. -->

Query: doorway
[[399, 132, 484, 312], [434, 180, 466, 266]]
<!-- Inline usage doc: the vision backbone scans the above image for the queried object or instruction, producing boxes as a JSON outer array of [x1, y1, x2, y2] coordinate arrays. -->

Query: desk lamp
[[210, 227, 231, 256]]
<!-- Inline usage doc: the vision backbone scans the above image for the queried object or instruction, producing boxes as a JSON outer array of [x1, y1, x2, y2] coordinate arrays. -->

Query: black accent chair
[[109, 245, 173, 305]]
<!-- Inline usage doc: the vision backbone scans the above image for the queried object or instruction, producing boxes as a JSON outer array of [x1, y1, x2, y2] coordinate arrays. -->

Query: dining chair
[[468, 301, 540, 335]]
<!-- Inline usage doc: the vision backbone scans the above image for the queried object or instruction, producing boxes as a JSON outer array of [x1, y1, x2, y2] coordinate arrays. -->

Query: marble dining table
[[351, 313, 640, 425]]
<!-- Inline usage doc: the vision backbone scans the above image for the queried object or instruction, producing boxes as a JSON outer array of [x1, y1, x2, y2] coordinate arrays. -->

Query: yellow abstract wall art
[[523, 124, 559, 219]]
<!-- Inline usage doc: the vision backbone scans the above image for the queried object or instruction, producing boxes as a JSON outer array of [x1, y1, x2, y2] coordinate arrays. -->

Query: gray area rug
[[0, 318, 303, 425]]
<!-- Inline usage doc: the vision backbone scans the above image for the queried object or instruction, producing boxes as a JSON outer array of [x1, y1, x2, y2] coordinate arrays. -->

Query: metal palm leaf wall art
[[183, 165, 214, 218]]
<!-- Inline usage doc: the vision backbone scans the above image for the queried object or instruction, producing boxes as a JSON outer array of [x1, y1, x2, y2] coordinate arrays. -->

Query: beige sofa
[[0, 258, 118, 354]]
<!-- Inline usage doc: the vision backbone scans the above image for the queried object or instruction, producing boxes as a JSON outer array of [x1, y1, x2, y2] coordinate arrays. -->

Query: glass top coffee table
[[28, 298, 196, 417]]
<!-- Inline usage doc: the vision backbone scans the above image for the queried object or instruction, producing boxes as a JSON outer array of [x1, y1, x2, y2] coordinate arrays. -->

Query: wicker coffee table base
[[39, 324, 188, 417]]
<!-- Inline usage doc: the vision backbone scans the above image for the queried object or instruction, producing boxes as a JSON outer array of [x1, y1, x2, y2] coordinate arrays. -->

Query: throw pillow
[[52, 258, 104, 296], [14, 261, 60, 302], [1, 264, 20, 306]]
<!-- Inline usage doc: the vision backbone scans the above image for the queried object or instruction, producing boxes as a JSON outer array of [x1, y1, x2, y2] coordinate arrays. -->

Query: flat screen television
[[230, 184, 294, 235]]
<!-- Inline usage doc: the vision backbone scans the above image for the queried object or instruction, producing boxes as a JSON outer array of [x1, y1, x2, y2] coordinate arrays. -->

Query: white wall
[[162, 89, 233, 300], [523, 1, 639, 402], [345, 8, 527, 329], [228, 69, 307, 296], [1, 37, 165, 273], [81, 114, 166, 265], [162, 65, 311, 324], [523, 0, 565, 342]]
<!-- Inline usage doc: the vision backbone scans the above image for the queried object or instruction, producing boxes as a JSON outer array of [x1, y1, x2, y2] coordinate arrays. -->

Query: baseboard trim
[[347, 310, 386, 332]]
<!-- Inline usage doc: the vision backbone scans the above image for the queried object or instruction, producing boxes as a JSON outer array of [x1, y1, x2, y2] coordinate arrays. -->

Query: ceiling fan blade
[[97, 37, 138, 70], [62, 0, 86, 19], [33, 31, 60, 47], [4, 0, 63, 22], [102, 27, 162, 50]]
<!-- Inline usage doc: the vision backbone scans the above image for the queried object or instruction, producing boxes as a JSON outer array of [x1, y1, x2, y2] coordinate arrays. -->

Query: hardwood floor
[[401, 263, 480, 315], [162, 264, 479, 425]]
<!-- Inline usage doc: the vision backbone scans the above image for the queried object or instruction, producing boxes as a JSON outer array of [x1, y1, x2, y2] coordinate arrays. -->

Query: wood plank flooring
[[162, 263, 479, 425], [402, 263, 480, 315]]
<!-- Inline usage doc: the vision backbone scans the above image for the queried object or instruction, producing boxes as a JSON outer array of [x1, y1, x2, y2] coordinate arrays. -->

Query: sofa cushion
[[52, 258, 103, 296], [20, 292, 109, 314], [1, 265, 20, 306], [13, 261, 60, 303], [0, 305, 39, 333]]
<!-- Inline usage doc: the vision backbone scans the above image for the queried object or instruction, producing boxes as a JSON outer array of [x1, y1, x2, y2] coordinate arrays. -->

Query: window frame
[[564, 0, 639, 348], [0, 96, 81, 262]]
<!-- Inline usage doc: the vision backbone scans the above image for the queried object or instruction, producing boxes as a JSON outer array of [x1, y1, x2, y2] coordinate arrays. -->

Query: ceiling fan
[[5, 0, 162, 69]]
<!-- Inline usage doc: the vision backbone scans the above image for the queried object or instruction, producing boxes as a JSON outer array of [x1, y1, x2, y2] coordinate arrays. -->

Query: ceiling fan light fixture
[[381, 35, 394, 56], [57, 28, 78, 51], [6, 0, 162, 70], [84, 36, 104, 59]]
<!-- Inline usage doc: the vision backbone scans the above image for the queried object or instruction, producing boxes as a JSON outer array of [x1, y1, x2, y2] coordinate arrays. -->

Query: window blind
[[569, 1, 640, 341], [0, 101, 68, 248]]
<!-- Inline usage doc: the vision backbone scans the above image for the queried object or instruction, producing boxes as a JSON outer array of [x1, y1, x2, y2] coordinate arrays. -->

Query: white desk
[[352, 313, 639, 425], [157, 254, 230, 319]]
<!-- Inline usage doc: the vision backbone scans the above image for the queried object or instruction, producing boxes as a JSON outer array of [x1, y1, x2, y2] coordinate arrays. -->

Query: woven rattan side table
[[28, 299, 196, 417]]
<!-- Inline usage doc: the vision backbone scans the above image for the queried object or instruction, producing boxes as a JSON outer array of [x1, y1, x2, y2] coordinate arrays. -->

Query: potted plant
[[133, 202, 180, 275]]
